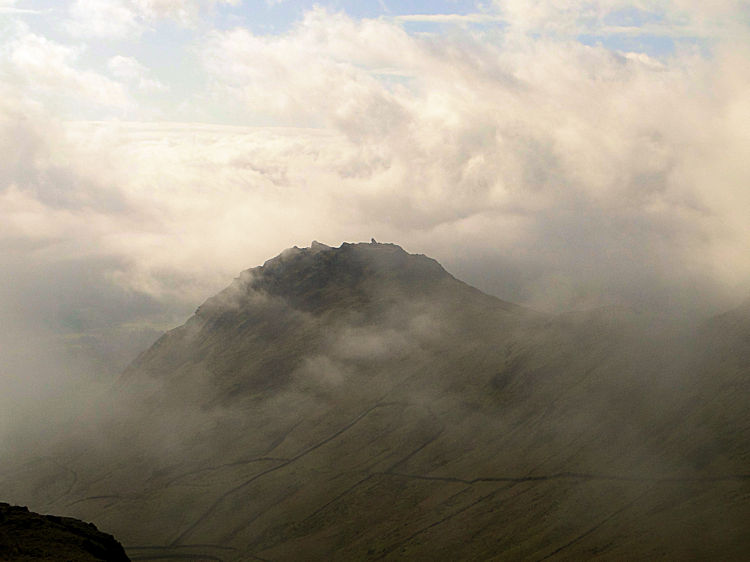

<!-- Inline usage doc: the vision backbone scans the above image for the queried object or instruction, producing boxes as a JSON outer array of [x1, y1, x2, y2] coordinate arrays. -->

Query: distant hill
[[3, 241, 749, 560]]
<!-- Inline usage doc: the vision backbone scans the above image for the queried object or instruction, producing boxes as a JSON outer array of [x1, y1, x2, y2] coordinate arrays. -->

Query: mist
[[1, 2, 750, 559], [1, 238, 748, 559]]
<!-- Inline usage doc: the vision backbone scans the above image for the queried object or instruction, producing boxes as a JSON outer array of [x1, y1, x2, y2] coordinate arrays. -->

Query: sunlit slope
[[4, 242, 749, 561]]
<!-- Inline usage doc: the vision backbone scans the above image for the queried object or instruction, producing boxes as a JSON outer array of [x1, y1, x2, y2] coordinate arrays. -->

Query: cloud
[[0, 5, 748, 386], [395, 13, 505, 24], [66, 0, 241, 38], [66, 0, 141, 39], [194, 7, 750, 312], [131, 0, 240, 24], [108, 55, 167, 92], [0, 4, 749, 471], [0, 0, 40, 12], [0, 8, 43, 14], [0, 23, 129, 112], [490, 0, 750, 41]]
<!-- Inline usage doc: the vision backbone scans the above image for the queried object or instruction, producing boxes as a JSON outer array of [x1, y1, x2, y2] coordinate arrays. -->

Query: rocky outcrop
[[0, 503, 129, 561]]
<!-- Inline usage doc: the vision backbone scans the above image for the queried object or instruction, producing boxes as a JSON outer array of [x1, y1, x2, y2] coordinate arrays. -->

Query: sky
[[1, 1, 750, 418]]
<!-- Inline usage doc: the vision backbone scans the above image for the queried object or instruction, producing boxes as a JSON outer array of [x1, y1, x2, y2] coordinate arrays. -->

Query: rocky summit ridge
[[196, 240, 520, 319]]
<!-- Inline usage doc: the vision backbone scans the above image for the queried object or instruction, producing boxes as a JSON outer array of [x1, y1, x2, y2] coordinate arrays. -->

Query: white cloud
[[131, 0, 240, 25], [0, 4, 749, 355], [108, 55, 167, 92], [0, 7, 42, 14], [201, 9, 422, 126], [0, 0, 38, 11], [0, 25, 129, 111], [194, 8, 750, 311], [66, 0, 241, 38], [395, 13, 505, 24], [66, 0, 141, 39]]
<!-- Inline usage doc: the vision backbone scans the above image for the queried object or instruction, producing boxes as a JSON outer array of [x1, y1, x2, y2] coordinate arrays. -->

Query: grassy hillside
[[3, 242, 749, 560]]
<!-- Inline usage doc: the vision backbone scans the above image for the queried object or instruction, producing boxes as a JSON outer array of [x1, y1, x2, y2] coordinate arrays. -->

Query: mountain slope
[[3, 241, 750, 561]]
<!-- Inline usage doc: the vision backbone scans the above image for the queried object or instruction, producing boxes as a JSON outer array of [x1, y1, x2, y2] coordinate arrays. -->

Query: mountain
[[123, 241, 526, 403], [0, 503, 129, 561], [2, 241, 749, 560]]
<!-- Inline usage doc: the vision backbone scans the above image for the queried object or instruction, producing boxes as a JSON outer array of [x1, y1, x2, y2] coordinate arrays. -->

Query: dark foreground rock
[[0, 502, 129, 561]]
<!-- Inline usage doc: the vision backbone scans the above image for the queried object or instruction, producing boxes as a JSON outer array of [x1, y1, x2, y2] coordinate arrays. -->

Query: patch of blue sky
[[397, 17, 506, 35], [577, 33, 710, 58], [6, 0, 67, 41], [342, 0, 484, 18], [216, 0, 488, 33], [578, 33, 672, 55], [603, 6, 668, 28], [2, 0, 56, 14], [213, 0, 297, 34], [588, 4, 716, 57]]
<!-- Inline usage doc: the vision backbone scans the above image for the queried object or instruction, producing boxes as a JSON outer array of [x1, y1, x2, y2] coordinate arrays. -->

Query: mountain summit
[[198, 240, 519, 317]]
